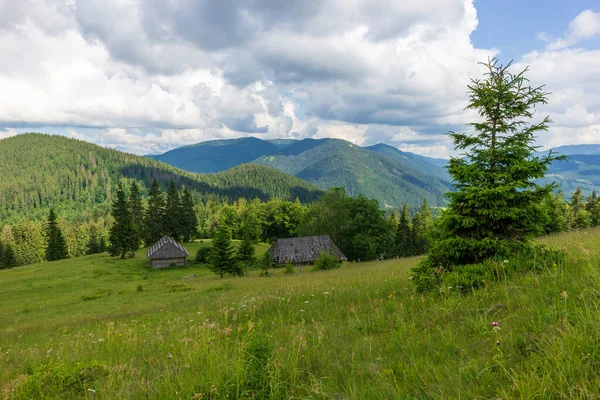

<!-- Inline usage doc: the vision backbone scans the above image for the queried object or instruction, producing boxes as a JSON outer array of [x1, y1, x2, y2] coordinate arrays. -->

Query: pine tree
[[128, 181, 144, 250], [109, 183, 134, 258], [395, 203, 414, 257], [571, 187, 591, 228], [144, 179, 165, 246], [1, 242, 17, 269], [412, 58, 564, 292], [210, 224, 236, 278], [412, 199, 433, 255], [164, 181, 182, 241], [179, 188, 198, 242], [45, 209, 68, 261]]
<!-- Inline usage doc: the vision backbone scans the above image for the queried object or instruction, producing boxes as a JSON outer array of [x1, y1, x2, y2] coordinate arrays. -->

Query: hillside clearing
[[1, 230, 600, 398]]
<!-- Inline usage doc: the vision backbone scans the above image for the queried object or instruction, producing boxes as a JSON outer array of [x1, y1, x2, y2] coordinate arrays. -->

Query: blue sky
[[0, 0, 599, 157], [473, 0, 600, 57]]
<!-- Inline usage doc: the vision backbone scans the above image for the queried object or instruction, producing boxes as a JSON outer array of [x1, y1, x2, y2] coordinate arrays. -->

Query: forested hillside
[[254, 138, 452, 207], [0, 134, 322, 223]]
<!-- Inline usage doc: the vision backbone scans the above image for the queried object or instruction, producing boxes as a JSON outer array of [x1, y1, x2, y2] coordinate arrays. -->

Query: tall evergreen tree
[[412, 199, 433, 255], [395, 203, 414, 257], [412, 58, 564, 292], [1, 242, 17, 269], [144, 179, 165, 246], [128, 181, 144, 250], [109, 183, 134, 258], [164, 180, 182, 241], [209, 224, 237, 278], [45, 208, 68, 261], [179, 188, 198, 242]]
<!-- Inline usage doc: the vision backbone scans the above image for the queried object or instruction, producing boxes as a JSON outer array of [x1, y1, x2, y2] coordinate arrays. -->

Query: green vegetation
[[44, 209, 67, 262], [0, 229, 599, 398], [413, 59, 564, 292], [0, 133, 323, 224], [254, 138, 452, 208], [312, 251, 341, 270]]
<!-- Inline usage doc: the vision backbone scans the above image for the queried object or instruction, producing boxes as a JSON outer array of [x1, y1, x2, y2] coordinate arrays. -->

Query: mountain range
[[152, 137, 454, 208]]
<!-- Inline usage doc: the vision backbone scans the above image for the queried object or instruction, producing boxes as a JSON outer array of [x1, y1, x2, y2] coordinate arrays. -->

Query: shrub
[[195, 246, 213, 264], [313, 251, 341, 271], [283, 261, 295, 274]]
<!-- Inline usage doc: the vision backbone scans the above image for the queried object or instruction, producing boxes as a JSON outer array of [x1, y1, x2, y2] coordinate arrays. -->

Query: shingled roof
[[267, 235, 347, 265], [146, 236, 189, 260]]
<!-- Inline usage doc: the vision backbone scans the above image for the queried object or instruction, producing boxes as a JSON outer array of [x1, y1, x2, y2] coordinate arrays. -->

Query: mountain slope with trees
[[0, 133, 322, 223]]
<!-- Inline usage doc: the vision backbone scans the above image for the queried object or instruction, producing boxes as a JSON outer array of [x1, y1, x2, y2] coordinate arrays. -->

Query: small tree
[[1, 243, 17, 269], [260, 252, 273, 277], [412, 58, 565, 292], [45, 208, 68, 261], [283, 260, 295, 275], [395, 203, 414, 257], [210, 224, 236, 278], [195, 246, 213, 264]]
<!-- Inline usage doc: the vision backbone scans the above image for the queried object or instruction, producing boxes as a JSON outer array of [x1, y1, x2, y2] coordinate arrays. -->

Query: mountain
[[253, 138, 453, 207], [365, 143, 450, 180], [548, 144, 600, 156], [150, 137, 279, 173], [542, 153, 600, 196], [0, 134, 322, 223]]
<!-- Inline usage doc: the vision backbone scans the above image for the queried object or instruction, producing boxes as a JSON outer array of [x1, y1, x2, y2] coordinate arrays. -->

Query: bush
[[283, 261, 295, 274], [195, 246, 213, 264], [429, 245, 567, 295], [313, 251, 341, 271]]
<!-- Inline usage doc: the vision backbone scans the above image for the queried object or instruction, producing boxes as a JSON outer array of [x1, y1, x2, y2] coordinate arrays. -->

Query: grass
[[1, 230, 600, 398]]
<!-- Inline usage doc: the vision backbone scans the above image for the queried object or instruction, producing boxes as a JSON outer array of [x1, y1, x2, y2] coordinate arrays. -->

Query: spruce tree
[[210, 224, 236, 278], [109, 183, 134, 258], [1, 243, 17, 269], [144, 179, 165, 246], [571, 187, 590, 228], [395, 203, 414, 257], [412, 199, 433, 255], [164, 180, 182, 241], [412, 58, 564, 292], [179, 188, 198, 242], [128, 181, 144, 250], [45, 208, 68, 261]]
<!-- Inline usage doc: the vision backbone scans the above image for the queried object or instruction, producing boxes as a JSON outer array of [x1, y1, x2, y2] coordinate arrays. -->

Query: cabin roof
[[146, 236, 189, 260], [267, 235, 347, 264]]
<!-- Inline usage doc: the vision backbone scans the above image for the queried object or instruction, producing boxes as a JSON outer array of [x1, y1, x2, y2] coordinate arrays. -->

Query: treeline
[[542, 187, 600, 233]]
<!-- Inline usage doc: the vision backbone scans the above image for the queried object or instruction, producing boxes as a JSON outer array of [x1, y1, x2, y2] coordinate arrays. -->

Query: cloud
[[544, 9, 600, 50], [0, 0, 597, 158]]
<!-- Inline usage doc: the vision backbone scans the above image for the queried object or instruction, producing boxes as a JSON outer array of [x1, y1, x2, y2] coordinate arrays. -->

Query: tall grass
[[1, 230, 599, 398]]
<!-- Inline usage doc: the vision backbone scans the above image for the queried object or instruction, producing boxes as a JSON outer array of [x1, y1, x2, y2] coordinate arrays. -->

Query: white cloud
[[0, 0, 597, 158], [544, 9, 600, 50]]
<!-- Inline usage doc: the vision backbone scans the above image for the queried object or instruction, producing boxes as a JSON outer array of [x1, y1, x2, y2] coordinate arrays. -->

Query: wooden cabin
[[267, 235, 347, 266], [146, 236, 189, 268]]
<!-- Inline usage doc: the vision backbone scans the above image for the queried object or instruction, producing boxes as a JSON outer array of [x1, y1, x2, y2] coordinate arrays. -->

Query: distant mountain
[[0, 134, 322, 223], [150, 137, 279, 173], [365, 143, 450, 180], [542, 153, 600, 197], [254, 138, 452, 208], [548, 144, 600, 156]]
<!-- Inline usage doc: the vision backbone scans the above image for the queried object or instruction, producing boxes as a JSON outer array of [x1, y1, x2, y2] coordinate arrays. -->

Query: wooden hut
[[146, 236, 189, 268], [267, 235, 347, 266]]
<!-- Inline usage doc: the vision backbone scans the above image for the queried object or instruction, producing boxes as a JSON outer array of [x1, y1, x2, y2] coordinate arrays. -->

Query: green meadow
[[1, 230, 600, 399]]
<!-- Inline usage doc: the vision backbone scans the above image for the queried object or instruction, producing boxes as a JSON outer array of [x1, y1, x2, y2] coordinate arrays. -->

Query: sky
[[0, 0, 599, 158]]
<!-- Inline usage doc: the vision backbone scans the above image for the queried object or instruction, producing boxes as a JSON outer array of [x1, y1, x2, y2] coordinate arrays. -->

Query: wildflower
[[503, 260, 509, 264], [87, 389, 97, 393], [492, 322, 499, 327], [97, 338, 105, 343], [300, 309, 305, 312], [496, 340, 500, 346], [167, 353, 174, 359], [561, 290, 568, 299], [322, 292, 330, 295], [305, 300, 310, 304]]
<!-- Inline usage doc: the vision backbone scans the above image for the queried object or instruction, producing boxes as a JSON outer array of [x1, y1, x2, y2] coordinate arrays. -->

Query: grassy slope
[[1, 229, 600, 398]]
